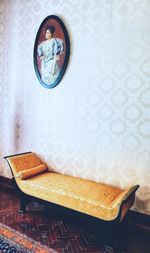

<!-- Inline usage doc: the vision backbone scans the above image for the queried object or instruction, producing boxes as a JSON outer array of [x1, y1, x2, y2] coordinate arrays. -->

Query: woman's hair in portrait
[[45, 25, 55, 36]]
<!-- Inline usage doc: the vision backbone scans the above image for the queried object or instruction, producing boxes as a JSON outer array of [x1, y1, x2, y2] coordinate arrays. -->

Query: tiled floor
[[0, 187, 150, 253]]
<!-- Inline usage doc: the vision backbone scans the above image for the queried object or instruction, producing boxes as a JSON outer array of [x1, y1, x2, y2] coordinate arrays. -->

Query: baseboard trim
[[126, 210, 150, 232], [128, 210, 150, 223], [0, 175, 16, 190]]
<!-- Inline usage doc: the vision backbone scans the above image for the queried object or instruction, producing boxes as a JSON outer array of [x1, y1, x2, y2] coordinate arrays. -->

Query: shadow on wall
[[13, 107, 22, 150], [135, 186, 150, 215]]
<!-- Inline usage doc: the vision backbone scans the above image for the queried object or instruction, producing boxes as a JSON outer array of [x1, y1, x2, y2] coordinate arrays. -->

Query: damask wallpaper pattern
[[0, 0, 150, 215]]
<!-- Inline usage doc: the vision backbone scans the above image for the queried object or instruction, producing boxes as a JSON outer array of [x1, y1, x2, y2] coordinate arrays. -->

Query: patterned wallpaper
[[0, 0, 150, 215]]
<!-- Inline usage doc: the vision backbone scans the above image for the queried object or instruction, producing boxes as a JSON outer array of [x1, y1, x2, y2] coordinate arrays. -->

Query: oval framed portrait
[[33, 15, 70, 89]]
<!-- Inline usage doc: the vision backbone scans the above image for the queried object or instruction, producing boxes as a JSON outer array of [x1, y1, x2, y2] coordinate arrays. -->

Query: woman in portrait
[[37, 25, 64, 85]]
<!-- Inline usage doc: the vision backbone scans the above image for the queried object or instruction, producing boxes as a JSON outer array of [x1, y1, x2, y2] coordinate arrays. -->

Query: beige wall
[[0, 0, 150, 215]]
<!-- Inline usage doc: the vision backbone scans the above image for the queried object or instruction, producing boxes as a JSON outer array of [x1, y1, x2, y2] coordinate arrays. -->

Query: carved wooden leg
[[19, 195, 29, 213]]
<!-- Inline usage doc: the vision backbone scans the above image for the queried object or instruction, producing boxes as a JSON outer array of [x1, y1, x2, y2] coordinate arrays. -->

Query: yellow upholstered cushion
[[15, 171, 139, 221], [7, 153, 42, 176], [16, 164, 48, 180]]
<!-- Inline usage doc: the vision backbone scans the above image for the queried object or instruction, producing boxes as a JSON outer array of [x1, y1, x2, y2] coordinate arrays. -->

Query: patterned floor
[[0, 187, 150, 253]]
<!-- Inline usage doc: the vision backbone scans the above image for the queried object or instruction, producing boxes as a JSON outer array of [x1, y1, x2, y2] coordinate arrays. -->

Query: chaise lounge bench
[[4, 152, 139, 224]]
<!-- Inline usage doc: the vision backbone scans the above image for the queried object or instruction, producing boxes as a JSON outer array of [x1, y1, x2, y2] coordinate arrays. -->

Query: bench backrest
[[4, 152, 42, 176]]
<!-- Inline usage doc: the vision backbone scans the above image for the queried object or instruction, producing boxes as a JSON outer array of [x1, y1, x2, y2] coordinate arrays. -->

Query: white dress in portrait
[[38, 38, 64, 85]]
